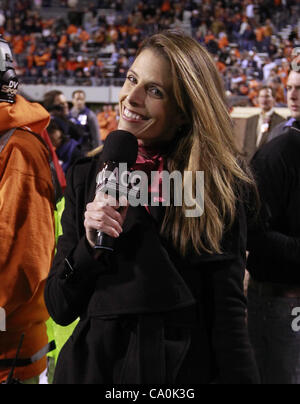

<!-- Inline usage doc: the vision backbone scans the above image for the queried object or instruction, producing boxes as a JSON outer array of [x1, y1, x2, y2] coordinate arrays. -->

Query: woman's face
[[118, 49, 183, 147]]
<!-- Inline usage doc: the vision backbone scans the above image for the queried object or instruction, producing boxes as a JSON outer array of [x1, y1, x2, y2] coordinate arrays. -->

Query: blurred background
[[1, 0, 299, 145]]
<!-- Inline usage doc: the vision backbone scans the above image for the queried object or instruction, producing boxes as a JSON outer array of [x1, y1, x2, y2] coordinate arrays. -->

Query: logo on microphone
[[0, 307, 6, 332], [96, 163, 205, 218]]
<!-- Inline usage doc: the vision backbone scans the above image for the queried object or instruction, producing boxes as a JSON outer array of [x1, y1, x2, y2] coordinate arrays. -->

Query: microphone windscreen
[[102, 130, 138, 168]]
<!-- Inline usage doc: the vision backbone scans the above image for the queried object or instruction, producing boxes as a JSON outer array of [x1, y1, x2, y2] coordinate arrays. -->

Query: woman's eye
[[149, 86, 163, 98], [127, 75, 137, 84]]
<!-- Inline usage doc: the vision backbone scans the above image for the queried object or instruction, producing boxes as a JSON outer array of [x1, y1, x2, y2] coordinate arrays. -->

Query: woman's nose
[[127, 84, 145, 107]]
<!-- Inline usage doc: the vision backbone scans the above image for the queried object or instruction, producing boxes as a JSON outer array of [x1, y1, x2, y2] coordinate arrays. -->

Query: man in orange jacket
[[0, 37, 55, 384]]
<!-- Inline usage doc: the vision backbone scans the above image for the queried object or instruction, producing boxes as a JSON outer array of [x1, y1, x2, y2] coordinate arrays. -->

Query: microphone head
[[102, 130, 138, 168]]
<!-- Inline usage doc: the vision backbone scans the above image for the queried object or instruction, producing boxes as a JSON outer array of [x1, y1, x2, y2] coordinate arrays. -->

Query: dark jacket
[[45, 154, 259, 385], [247, 126, 300, 283], [69, 107, 102, 153], [268, 118, 300, 142]]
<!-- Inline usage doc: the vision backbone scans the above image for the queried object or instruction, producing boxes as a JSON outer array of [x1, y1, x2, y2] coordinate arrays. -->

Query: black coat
[[45, 153, 259, 384], [247, 127, 300, 283]]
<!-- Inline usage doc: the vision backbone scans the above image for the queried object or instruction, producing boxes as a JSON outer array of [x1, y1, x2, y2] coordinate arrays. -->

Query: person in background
[[43, 90, 84, 175], [43, 90, 84, 143], [47, 119, 64, 150], [243, 86, 285, 162], [268, 69, 300, 141], [40, 125, 66, 198], [97, 104, 118, 142], [0, 37, 55, 384], [247, 65, 300, 384], [69, 90, 102, 154], [45, 30, 259, 385]]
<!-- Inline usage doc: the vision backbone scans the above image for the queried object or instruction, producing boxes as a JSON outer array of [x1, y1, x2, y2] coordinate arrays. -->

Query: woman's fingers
[[85, 207, 123, 235], [84, 194, 129, 248], [86, 204, 123, 226]]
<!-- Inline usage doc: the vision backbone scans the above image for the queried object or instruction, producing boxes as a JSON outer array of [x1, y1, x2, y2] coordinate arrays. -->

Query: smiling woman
[[118, 49, 183, 147], [125, 32, 255, 257], [45, 30, 260, 385]]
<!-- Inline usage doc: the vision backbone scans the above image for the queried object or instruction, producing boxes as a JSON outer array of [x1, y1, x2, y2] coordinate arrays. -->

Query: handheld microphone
[[94, 130, 138, 251]]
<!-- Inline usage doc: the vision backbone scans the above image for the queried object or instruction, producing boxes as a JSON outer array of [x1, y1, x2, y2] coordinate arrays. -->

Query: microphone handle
[[94, 203, 129, 251], [94, 231, 115, 251], [94, 162, 118, 252], [94, 161, 131, 252]]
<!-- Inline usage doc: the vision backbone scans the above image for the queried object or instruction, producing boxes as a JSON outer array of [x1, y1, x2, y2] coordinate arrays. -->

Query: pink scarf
[[132, 145, 165, 212]]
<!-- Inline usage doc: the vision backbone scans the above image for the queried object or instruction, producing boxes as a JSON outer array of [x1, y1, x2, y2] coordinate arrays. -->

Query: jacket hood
[[0, 94, 50, 134]]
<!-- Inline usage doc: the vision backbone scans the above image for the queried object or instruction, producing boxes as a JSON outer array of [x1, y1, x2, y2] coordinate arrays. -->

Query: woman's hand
[[84, 191, 129, 249]]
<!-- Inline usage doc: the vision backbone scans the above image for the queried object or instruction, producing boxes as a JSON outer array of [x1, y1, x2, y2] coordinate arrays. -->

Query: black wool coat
[[45, 153, 260, 385], [247, 126, 300, 283]]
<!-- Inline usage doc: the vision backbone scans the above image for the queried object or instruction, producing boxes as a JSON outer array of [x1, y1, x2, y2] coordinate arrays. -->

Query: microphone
[[94, 130, 138, 251]]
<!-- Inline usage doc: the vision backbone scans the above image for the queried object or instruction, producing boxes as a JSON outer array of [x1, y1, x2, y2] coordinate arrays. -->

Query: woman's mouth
[[123, 107, 148, 122]]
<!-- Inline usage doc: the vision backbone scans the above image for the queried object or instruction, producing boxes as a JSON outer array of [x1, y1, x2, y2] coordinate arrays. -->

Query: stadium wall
[[20, 84, 122, 104]]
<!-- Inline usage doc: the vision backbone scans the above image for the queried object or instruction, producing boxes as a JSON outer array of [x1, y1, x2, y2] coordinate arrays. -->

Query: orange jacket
[[33, 52, 51, 67], [0, 95, 55, 382], [97, 110, 118, 141]]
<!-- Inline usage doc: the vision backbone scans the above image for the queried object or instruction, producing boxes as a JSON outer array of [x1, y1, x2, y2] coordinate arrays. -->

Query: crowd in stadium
[[0, 0, 299, 103]]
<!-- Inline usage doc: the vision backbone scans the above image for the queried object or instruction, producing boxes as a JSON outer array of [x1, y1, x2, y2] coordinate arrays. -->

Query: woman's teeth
[[124, 107, 145, 121]]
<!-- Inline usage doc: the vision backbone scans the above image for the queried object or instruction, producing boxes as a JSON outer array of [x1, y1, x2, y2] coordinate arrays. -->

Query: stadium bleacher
[[0, 0, 298, 107]]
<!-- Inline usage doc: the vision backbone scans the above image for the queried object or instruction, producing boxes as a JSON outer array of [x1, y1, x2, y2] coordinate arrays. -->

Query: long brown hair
[[137, 30, 254, 256]]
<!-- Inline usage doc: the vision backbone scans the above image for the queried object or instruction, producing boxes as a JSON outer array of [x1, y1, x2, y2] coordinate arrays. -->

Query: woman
[[45, 30, 259, 384]]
